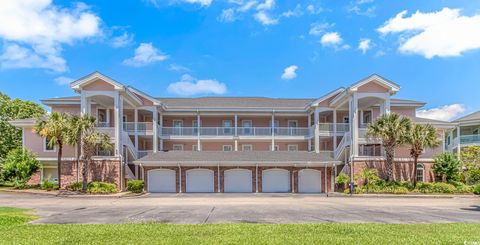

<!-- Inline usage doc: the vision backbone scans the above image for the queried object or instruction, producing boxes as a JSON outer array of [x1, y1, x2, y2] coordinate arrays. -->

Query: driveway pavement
[[0, 192, 479, 224]]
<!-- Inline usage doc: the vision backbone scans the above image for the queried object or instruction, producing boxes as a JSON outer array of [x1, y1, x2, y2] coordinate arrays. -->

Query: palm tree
[[405, 123, 440, 186], [34, 112, 70, 187], [81, 128, 113, 191], [367, 113, 412, 182], [65, 115, 96, 185]]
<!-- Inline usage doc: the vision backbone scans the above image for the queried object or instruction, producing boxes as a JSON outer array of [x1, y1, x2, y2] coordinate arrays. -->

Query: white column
[[80, 92, 87, 115], [314, 109, 320, 153], [442, 130, 446, 153], [333, 109, 337, 152], [456, 126, 461, 158], [234, 114, 238, 151], [134, 109, 138, 152], [349, 93, 358, 157], [385, 96, 391, 114], [153, 110, 158, 153], [159, 113, 163, 151], [106, 109, 110, 125], [197, 112, 201, 151], [307, 113, 312, 151], [271, 112, 275, 151], [114, 92, 123, 156]]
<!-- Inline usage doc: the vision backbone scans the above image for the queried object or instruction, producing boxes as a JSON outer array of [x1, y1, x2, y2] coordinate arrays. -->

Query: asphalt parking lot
[[0, 192, 479, 224]]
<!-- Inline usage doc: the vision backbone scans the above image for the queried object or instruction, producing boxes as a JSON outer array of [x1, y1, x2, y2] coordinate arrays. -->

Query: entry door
[[186, 169, 215, 193], [288, 121, 298, 135]]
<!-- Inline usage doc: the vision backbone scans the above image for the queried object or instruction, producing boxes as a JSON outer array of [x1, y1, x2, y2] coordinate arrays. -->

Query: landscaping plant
[[0, 149, 39, 188], [367, 113, 411, 181], [65, 182, 83, 191], [87, 181, 117, 194], [335, 172, 349, 191], [432, 152, 460, 182], [127, 180, 144, 193]]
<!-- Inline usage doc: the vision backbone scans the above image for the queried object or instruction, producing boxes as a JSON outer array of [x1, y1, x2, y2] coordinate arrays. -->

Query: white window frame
[[172, 144, 184, 151], [473, 128, 479, 135], [287, 120, 298, 128], [223, 120, 233, 134], [192, 144, 199, 151], [242, 144, 253, 151], [223, 145, 233, 152], [242, 120, 253, 135], [43, 137, 56, 152], [361, 110, 373, 125], [273, 145, 280, 151], [343, 116, 349, 124], [173, 120, 183, 127], [416, 164, 425, 182], [287, 144, 298, 152]]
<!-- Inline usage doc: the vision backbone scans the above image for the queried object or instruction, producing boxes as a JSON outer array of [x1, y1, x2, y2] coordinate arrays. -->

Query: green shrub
[[473, 185, 480, 195], [431, 183, 456, 193], [0, 149, 39, 186], [127, 180, 144, 193], [448, 181, 473, 193], [465, 169, 480, 185], [86, 181, 117, 194], [40, 179, 58, 191], [66, 182, 82, 191], [414, 182, 434, 193], [12, 180, 27, 189], [335, 173, 349, 191]]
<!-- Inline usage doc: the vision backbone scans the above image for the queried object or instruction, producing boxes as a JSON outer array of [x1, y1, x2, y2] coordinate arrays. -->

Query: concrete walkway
[[0, 192, 479, 224]]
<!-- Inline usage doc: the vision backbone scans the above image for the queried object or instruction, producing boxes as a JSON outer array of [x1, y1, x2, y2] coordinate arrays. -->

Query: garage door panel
[[224, 169, 252, 193], [262, 169, 290, 193], [186, 169, 215, 193], [298, 169, 321, 193], [148, 169, 176, 193]]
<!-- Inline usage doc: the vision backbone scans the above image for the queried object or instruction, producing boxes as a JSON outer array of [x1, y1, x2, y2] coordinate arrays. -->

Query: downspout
[[255, 164, 259, 193], [325, 164, 328, 197], [119, 153, 124, 192], [217, 163, 220, 193], [178, 163, 182, 193]]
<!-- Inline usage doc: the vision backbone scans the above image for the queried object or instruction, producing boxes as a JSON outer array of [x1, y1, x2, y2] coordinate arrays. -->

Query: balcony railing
[[460, 135, 480, 145], [162, 127, 196, 136], [123, 122, 153, 133], [318, 123, 349, 132], [160, 126, 310, 137], [138, 150, 153, 158], [201, 127, 235, 136], [238, 127, 271, 136]]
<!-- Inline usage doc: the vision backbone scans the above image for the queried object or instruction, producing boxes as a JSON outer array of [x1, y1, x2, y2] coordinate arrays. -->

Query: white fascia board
[[128, 86, 163, 106], [70, 72, 125, 91], [308, 88, 345, 108], [349, 74, 400, 94]]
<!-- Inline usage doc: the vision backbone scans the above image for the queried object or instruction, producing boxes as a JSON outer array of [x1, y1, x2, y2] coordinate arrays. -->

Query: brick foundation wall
[[60, 159, 122, 189], [353, 159, 435, 183], [26, 170, 41, 185]]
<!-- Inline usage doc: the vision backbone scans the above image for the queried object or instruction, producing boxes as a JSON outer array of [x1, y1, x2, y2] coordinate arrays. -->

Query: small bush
[[12, 180, 27, 189], [40, 179, 58, 191], [86, 181, 117, 194], [66, 182, 82, 191], [465, 169, 480, 185], [1, 149, 39, 185], [335, 173, 349, 192], [127, 180, 144, 193], [448, 181, 473, 193], [473, 185, 480, 195], [431, 183, 456, 194]]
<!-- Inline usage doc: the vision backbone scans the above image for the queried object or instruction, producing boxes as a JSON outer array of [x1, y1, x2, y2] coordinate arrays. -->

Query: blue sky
[[1, 0, 480, 121]]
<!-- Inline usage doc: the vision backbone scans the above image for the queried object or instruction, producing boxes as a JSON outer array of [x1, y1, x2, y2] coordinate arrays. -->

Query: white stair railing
[[125, 165, 137, 180], [334, 132, 351, 159], [122, 131, 137, 159]]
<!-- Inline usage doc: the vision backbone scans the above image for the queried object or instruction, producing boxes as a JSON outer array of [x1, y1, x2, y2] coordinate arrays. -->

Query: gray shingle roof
[[412, 117, 451, 124], [135, 151, 336, 164], [453, 111, 480, 123], [156, 97, 314, 109]]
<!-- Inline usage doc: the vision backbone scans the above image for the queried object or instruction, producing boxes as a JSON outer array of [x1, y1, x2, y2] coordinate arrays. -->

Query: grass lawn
[[1, 207, 480, 244]]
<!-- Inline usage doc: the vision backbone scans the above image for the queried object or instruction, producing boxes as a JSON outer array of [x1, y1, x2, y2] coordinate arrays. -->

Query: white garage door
[[298, 169, 321, 193], [262, 169, 290, 193], [224, 169, 252, 193], [148, 169, 176, 193], [186, 169, 215, 193]]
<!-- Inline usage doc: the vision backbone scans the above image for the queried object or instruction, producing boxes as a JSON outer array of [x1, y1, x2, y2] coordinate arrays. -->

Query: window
[[242, 144, 253, 151], [223, 120, 233, 135], [288, 120, 298, 135], [416, 164, 425, 182], [193, 120, 200, 134], [173, 120, 183, 135], [362, 110, 372, 124], [447, 136, 451, 145], [192, 145, 199, 151], [242, 120, 252, 135], [223, 145, 233, 152], [474, 129, 479, 135], [270, 120, 279, 134], [172, 144, 184, 151], [44, 137, 55, 152], [288, 144, 298, 152], [273, 145, 279, 151], [343, 116, 349, 124]]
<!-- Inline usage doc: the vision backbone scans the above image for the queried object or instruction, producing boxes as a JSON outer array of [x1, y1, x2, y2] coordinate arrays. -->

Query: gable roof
[[453, 111, 480, 123], [348, 74, 400, 94], [70, 71, 125, 91]]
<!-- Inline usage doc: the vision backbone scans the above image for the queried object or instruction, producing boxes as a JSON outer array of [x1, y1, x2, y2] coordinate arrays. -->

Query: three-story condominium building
[[10, 72, 455, 192]]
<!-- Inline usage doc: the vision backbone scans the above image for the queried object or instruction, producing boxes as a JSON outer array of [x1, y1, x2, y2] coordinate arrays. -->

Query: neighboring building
[[10, 72, 454, 192], [446, 111, 480, 157]]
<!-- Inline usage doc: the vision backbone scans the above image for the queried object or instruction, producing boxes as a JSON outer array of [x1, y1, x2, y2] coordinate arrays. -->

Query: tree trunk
[[412, 155, 419, 186], [385, 146, 395, 182], [57, 141, 63, 188], [82, 157, 89, 192]]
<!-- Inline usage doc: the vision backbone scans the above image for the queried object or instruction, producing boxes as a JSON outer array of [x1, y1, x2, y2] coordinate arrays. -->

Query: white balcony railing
[[318, 123, 349, 132], [160, 126, 310, 137], [275, 127, 310, 136], [201, 127, 235, 136], [137, 150, 153, 158], [238, 127, 272, 136], [123, 122, 154, 133], [460, 135, 480, 145], [94, 127, 115, 138], [162, 127, 196, 136]]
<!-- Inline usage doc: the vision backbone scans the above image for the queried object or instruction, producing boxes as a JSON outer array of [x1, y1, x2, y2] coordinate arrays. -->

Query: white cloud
[[254, 11, 278, 25], [358, 39, 371, 54], [281, 4, 303, 18], [218, 8, 236, 22], [167, 74, 227, 96], [54, 76, 74, 85], [237, 1, 257, 12], [0, 0, 101, 72], [183, 0, 212, 6], [309, 22, 333, 36], [111, 32, 134, 48], [281, 65, 298, 80], [417, 104, 466, 121], [378, 8, 480, 58], [169, 63, 191, 72], [306, 4, 323, 15], [256, 0, 275, 11], [123, 43, 168, 67], [320, 32, 342, 46]]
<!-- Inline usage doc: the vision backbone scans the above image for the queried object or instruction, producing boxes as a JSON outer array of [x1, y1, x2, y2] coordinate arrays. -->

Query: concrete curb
[[327, 192, 479, 198]]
